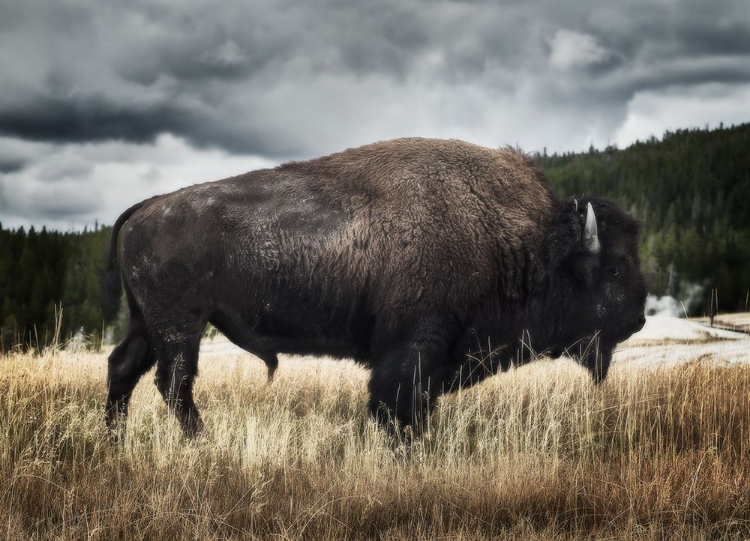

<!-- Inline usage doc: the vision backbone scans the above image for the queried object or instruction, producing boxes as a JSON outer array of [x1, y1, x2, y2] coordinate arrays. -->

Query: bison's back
[[119, 138, 555, 337], [277, 138, 556, 312]]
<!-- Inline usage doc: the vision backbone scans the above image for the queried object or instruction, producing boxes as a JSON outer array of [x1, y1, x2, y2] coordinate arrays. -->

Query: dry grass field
[[2, 323, 750, 540]]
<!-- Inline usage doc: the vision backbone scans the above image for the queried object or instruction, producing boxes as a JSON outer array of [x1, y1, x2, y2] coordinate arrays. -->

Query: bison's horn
[[584, 202, 600, 254]]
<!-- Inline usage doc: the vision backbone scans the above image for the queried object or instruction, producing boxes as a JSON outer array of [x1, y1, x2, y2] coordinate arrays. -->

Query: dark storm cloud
[[0, 159, 26, 174], [1, 0, 749, 166], [1, 0, 452, 156], [0, 91, 186, 146]]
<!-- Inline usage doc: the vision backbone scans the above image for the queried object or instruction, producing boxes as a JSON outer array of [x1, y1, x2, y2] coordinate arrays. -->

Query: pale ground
[[195, 314, 750, 371], [616, 315, 750, 367]]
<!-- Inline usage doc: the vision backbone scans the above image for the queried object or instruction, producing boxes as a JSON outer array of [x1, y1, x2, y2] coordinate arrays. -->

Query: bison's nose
[[636, 315, 646, 331]]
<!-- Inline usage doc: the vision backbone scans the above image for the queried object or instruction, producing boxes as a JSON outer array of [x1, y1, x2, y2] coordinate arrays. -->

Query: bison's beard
[[551, 334, 615, 384], [582, 338, 615, 384]]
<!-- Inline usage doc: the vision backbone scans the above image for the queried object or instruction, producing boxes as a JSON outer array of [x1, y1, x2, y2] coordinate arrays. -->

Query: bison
[[102, 137, 647, 438]]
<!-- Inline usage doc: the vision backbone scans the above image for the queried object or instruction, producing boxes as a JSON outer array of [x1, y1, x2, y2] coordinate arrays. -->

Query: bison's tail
[[102, 201, 146, 323]]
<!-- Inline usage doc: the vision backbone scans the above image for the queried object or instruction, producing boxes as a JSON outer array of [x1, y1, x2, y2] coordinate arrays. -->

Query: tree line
[[1, 123, 749, 351], [0, 224, 114, 351]]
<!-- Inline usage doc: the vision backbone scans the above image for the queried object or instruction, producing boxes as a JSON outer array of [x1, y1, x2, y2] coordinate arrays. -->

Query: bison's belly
[[210, 289, 374, 362]]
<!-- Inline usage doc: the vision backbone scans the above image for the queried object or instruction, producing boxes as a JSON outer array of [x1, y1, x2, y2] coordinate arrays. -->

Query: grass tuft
[[1, 350, 749, 540]]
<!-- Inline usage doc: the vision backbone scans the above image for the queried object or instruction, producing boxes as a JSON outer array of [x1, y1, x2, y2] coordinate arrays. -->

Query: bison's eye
[[609, 267, 620, 276]]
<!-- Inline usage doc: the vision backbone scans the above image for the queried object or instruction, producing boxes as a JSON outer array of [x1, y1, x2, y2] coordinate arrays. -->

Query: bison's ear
[[569, 251, 599, 286]]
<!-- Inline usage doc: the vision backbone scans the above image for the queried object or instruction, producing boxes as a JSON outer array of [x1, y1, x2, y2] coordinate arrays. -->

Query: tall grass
[[1, 347, 749, 540]]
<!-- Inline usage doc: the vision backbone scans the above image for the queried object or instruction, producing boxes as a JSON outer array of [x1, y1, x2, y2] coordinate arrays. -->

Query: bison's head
[[545, 197, 647, 382]]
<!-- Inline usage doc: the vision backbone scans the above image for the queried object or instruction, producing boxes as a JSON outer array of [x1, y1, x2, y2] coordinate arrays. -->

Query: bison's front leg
[[367, 320, 453, 438]]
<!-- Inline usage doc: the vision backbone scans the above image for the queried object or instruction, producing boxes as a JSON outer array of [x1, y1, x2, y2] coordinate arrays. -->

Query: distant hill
[[538, 122, 750, 316]]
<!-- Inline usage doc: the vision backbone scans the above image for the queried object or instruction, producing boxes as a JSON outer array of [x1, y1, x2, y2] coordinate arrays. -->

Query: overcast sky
[[1, 0, 749, 231]]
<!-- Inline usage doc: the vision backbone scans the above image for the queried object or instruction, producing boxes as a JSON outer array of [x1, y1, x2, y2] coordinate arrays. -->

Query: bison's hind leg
[[152, 331, 204, 438], [105, 316, 156, 439]]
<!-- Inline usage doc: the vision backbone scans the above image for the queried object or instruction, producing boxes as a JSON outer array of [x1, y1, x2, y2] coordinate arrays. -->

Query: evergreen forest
[[1, 123, 749, 352]]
